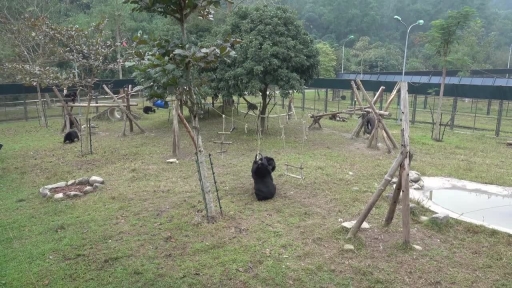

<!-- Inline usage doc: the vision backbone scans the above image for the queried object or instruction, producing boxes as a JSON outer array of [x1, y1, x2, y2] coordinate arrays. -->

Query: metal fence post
[[450, 97, 458, 130], [412, 94, 417, 125], [301, 90, 305, 112], [495, 100, 504, 137], [324, 89, 328, 113], [23, 98, 28, 121]]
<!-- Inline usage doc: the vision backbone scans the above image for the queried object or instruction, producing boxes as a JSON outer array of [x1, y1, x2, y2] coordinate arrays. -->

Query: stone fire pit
[[39, 176, 105, 200]]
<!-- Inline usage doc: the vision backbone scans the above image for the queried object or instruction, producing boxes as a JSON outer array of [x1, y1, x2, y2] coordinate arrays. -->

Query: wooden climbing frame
[[350, 80, 398, 153]]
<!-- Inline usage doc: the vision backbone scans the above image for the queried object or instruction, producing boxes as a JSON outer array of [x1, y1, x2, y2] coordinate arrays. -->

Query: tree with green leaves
[[422, 6, 476, 141], [210, 4, 319, 130], [315, 41, 337, 78], [124, 0, 238, 223]]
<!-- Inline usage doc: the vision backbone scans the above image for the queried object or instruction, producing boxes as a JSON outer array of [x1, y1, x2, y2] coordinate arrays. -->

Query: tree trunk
[[260, 85, 269, 130], [433, 66, 447, 141], [192, 114, 216, 223], [36, 83, 45, 127]]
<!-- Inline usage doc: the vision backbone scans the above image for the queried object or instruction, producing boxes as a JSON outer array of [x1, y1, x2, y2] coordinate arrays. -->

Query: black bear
[[63, 130, 79, 144], [251, 154, 277, 201], [64, 92, 78, 104], [143, 106, 156, 114]]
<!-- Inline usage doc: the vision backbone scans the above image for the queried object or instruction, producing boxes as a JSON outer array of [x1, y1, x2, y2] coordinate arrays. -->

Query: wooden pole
[[384, 82, 400, 112], [399, 81, 411, 245], [384, 129, 405, 226], [56, 103, 138, 107], [103, 85, 146, 133], [127, 85, 134, 133], [52, 87, 80, 132], [350, 81, 364, 106], [172, 98, 180, 158], [347, 148, 407, 239]]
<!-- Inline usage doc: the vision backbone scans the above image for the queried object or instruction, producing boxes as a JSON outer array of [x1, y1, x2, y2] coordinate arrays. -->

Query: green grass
[[1, 104, 512, 287]]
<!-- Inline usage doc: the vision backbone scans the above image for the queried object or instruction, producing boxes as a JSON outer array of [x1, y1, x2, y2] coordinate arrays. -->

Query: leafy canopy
[[422, 6, 476, 64], [211, 5, 319, 98]]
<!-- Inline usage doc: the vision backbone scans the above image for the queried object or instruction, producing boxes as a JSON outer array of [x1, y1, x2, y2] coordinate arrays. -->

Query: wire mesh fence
[[2, 88, 512, 138], [291, 88, 512, 138], [0, 92, 147, 124]]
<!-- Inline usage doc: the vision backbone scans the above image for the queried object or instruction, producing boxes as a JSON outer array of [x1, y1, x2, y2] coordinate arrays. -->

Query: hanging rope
[[209, 106, 249, 133]]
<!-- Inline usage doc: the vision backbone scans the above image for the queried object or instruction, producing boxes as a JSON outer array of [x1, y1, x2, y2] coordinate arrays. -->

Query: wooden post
[[52, 87, 81, 132], [301, 90, 305, 112], [450, 97, 458, 130], [384, 82, 400, 112], [384, 154, 404, 226], [172, 98, 180, 157], [412, 95, 417, 125], [400, 81, 411, 245], [103, 85, 146, 133], [23, 98, 28, 121], [127, 85, 134, 133], [347, 149, 407, 238], [324, 89, 328, 113], [486, 99, 492, 116]]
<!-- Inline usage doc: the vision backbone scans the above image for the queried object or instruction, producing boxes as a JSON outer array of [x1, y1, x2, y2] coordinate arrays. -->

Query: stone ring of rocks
[[39, 176, 105, 200]]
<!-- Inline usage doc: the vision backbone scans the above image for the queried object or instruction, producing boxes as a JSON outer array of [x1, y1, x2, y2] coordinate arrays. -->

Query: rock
[[83, 187, 95, 194], [67, 180, 76, 186], [416, 179, 424, 189], [44, 182, 67, 190], [39, 187, 50, 198], [166, 159, 179, 164], [53, 193, 65, 200], [409, 171, 421, 183], [341, 220, 370, 229], [391, 177, 398, 184], [430, 213, 450, 223], [419, 216, 429, 222], [93, 183, 104, 191], [67, 192, 84, 197], [343, 244, 355, 250], [412, 245, 423, 251], [352, 187, 359, 191], [76, 177, 89, 185], [89, 176, 104, 185], [411, 183, 422, 190]]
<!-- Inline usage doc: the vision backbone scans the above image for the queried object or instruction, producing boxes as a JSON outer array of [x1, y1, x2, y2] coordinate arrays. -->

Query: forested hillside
[[1, 0, 511, 82]]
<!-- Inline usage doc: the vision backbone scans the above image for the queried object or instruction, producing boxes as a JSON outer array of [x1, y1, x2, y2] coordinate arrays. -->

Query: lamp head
[[349, 35, 354, 39], [417, 20, 424, 25], [394, 16, 402, 21]]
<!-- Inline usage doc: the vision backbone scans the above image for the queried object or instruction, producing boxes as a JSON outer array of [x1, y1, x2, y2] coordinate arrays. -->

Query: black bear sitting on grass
[[143, 106, 156, 114], [251, 154, 277, 201], [63, 130, 79, 144]]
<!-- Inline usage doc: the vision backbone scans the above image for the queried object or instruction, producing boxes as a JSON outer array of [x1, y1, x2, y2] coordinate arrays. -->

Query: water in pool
[[426, 189, 512, 230]]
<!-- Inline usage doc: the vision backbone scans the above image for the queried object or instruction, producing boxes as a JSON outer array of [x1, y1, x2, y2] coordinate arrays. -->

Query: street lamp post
[[341, 35, 354, 74], [394, 16, 424, 123]]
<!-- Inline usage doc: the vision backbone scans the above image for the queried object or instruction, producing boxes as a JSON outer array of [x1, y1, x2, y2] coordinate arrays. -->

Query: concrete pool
[[410, 177, 512, 234]]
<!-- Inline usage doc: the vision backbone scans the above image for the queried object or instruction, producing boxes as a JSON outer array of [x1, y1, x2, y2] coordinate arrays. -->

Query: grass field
[[1, 102, 512, 287]]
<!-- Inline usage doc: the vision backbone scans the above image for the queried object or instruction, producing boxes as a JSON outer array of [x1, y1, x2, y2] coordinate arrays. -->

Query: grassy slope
[[1, 105, 511, 288]]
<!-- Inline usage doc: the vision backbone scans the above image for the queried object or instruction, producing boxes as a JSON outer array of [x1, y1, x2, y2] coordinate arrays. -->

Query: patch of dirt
[[50, 184, 90, 194]]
